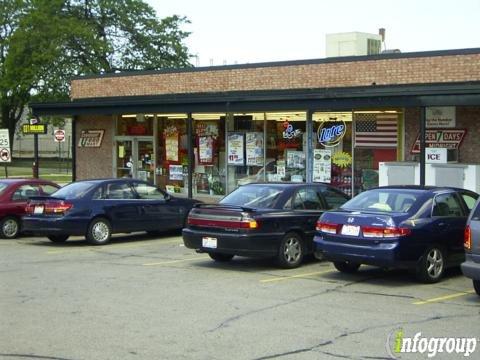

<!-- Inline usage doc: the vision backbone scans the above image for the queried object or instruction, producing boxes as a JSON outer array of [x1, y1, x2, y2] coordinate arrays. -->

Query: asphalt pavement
[[1, 233, 479, 360]]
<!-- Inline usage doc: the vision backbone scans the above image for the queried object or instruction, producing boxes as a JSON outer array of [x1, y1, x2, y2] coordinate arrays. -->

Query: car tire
[[277, 232, 304, 269], [47, 235, 69, 243], [208, 253, 234, 262], [0, 216, 20, 239], [86, 218, 112, 245], [416, 245, 445, 283], [473, 280, 480, 296], [333, 261, 360, 273]]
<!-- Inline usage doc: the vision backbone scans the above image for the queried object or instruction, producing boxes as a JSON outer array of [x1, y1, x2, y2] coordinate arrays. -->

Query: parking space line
[[259, 269, 335, 283], [46, 239, 182, 254], [413, 290, 475, 305], [143, 256, 209, 266]]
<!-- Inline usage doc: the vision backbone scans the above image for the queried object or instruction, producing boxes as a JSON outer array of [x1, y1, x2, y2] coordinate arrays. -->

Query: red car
[[0, 178, 60, 238]]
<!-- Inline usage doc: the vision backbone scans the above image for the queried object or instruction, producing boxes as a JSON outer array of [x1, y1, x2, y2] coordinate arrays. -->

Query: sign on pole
[[54, 129, 66, 142], [0, 129, 11, 163]]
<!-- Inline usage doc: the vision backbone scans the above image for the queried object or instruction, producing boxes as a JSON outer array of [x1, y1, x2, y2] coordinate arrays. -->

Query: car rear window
[[342, 189, 420, 213], [51, 182, 96, 199], [0, 182, 9, 195], [221, 185, 283, 208]]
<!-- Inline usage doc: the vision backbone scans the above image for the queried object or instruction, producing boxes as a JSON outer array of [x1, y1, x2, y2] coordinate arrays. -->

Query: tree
[[0, 0, 192, 144]]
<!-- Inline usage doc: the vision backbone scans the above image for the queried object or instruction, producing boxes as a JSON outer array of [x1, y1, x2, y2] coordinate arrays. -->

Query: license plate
[[202, 237, 217, 249], [34, 205, 44, 214], [341, 224, 360, 236]]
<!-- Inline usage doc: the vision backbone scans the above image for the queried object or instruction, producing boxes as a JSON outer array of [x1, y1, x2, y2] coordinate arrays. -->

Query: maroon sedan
[[0, 178, 60, 238]]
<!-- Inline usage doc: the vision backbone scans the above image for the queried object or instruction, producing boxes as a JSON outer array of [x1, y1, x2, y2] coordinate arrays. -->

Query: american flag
[[354, 113, 398, 148]]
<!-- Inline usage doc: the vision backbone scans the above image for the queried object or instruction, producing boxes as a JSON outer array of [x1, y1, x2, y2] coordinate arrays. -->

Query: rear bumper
[[461, 253, 480, 280], [314, 235, 415, 268], [182, 228, 284, 257], [22, 216, 89, 236]]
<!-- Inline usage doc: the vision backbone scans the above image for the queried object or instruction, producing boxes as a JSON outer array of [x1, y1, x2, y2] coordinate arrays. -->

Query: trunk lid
[[187, 204, 260, 232], [317, 209, 412, 245]]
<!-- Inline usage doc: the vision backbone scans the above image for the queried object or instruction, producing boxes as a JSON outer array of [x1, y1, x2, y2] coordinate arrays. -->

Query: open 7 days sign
[[411, 129, 466, 154], [0, 129, 11, 163]]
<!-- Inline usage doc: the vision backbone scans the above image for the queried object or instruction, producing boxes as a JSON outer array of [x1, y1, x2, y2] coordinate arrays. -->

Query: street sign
[[54, 129, 66, 142], [22, 124, 47, 134], [0, 129, 11, 163]]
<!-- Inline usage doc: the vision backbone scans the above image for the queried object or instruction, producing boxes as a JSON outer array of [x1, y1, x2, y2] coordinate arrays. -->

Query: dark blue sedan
[[23, 178, 200, 245], [314, 186, 478, 283]]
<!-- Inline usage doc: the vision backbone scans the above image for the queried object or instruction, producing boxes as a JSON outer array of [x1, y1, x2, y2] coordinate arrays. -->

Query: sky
[[147, 0, 480, 67]]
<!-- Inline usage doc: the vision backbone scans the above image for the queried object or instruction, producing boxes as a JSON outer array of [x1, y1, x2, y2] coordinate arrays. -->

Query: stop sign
[[54, 129, 65, 142]]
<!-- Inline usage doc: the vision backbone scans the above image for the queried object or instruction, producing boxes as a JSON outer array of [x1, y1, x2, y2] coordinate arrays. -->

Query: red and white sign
[[54, 129, 65, 142], [411, 129, 466, 154]]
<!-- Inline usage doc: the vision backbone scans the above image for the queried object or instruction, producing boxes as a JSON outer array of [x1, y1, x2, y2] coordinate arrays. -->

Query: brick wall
[[71, 53, 480, 100], [76, 115, 114, 179], [404, 106, 480, 163]]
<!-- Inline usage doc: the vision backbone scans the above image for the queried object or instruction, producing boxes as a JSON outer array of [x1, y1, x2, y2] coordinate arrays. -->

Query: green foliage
[[0, 0, 192, 140]]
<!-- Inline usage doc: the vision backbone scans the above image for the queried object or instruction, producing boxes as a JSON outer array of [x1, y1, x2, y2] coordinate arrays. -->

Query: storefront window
[[193, 113, 226, 197], [267, 112, 307, 183], [224, 111, 306, 193], [352, 110, 402, 194], [157, 114, 189, 195], [313, 112, 355, 196]]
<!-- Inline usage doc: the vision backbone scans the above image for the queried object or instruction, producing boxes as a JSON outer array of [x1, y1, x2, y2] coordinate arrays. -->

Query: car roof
[[241, 182, 318, 187], [372, 185, 475, 194], [0, 178, 56, 185]]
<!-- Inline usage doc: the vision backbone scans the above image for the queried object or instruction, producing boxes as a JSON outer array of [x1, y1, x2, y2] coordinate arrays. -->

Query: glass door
[[116, 139, 133, 178], [115, 138, 155, 182], [136, 140, 155, 182]]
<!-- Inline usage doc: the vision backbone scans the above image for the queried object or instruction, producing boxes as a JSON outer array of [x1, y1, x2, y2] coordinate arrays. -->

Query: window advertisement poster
[[164, 126, 179, 162], [313, 149, 332, 183], [286, 150, 305, 169], [227, 133, 245, 165], [245, 132, 264, 166], [169, 165, 184, 180], [198, 136, 214, 164]]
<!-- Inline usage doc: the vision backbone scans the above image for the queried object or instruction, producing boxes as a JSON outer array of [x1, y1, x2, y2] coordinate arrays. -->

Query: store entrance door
[[115, 137, 155, 183]]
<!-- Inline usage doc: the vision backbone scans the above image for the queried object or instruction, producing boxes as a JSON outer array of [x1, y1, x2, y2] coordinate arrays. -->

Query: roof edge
[[72, 47, 480, 80]]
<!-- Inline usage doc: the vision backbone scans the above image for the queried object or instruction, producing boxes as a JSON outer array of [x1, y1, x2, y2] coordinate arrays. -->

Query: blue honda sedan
[[314, 186, 478, 283], [23, 178, 200, 245]]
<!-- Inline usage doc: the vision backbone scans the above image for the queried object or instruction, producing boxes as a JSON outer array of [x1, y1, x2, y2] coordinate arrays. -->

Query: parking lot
[[1, 233, 478, 360]]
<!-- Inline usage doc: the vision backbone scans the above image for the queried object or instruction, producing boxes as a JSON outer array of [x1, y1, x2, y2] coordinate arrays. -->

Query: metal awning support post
[[187, 112, 193, 198], [420, 107, 426, 186]]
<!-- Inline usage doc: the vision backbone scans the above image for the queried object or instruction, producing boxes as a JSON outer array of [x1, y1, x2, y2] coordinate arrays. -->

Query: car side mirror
[[164, 193, 172, 201]]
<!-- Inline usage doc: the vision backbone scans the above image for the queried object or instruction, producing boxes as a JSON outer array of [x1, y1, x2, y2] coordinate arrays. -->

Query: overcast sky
[[147, 0, 480, 67]]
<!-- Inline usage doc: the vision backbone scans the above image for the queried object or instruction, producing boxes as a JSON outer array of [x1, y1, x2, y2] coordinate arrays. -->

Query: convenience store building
[[31, 48, 480, 200]]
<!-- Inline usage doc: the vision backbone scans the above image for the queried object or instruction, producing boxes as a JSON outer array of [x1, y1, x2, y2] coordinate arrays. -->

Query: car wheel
[[208, 253, 234, 262], [333, 261, 361, 273], [416, 246, 445, 283], [0, 217, 20, 239], [86, 218, 112, 245], [473, 280, 480, 296], [47, 235, 69, 243], [277, 232, 304, 268]]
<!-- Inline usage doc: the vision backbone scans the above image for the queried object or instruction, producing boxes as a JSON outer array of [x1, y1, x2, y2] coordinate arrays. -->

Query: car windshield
[[51, 182, 97, 199], [341, 189, 420, 213], [221, 185, 283, 208]]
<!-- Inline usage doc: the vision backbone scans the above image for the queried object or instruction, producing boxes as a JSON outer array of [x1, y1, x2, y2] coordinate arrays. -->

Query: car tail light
[[362, 226, 411, 238], [187, 215, 259, 229], [44, 201, 73, 215], [316, 221, 339, 234], [464, 225, 472, 251]]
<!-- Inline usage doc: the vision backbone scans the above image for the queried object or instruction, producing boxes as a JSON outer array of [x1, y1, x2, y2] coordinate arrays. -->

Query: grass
[[0, 158, 73, 183]]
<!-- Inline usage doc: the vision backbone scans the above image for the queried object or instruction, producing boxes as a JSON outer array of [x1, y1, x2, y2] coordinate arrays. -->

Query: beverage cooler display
[[330, 165, 361, 197]]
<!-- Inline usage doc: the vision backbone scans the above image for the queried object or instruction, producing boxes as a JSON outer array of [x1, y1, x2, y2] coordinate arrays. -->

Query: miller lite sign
[[317, 119, 347, 147]]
